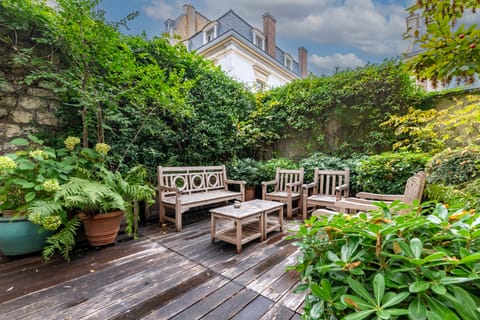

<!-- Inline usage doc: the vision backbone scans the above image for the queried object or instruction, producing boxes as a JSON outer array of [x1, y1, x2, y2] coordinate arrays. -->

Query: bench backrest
[[314, 168, 350, 197], [402, 171, 426, 204], [274, 168, 304, 192], [158, 165, 227, 194]]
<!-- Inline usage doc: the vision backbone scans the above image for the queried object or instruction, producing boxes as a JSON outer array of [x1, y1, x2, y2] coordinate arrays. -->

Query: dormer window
[[251, 28, 265, 50], [283, 54, 293, 70], [203, 22, 218, 44]]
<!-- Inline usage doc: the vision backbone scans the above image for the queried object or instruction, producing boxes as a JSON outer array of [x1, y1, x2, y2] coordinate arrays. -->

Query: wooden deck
[[0, 212, 305, 319]]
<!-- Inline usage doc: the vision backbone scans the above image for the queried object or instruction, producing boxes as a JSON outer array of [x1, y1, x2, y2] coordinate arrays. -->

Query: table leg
[[236, 219, 242, 253], [279, 206, 284, 232], [211, 214, 216, 244], [260, 212, 266, 241]]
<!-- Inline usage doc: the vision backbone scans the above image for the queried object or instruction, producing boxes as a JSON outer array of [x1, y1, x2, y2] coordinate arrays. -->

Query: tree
[[404, 1, 480, 86]]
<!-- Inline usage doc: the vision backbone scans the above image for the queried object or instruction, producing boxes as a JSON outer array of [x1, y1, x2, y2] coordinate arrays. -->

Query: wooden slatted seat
[[302, 168, 350, 219], [158, 165, 245, 231], [262, 168, 304, 219]]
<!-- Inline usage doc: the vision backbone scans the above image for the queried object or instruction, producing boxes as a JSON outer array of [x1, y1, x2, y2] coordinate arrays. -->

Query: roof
[[186, 9, 301, 77]]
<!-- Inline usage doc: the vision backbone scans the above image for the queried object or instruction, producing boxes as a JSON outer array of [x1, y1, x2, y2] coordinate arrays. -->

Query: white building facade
[[165, 5, 308, 90]]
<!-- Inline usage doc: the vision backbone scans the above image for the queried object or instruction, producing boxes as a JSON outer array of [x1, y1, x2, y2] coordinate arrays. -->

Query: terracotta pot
[[245, 186, 256, 201], [78, 210, 124, 246]]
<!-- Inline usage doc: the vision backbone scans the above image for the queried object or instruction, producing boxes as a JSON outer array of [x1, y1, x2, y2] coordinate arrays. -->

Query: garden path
[[0, 212, 304, 319]]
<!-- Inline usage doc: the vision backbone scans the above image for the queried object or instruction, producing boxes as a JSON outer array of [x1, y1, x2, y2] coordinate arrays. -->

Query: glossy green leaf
[[431, 284, 446, 295], [381, 291, 410, 309], [409, 281, 430, 293], [410, 238, 423, 260], [342, 309, 375, 320], [373, 273, 385, 306], [346, 277, 376, 306], [409, 296, 426, 320]]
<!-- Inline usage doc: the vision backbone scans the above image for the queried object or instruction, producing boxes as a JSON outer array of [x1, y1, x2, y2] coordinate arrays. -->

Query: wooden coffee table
[[210, 199, 284, 253]]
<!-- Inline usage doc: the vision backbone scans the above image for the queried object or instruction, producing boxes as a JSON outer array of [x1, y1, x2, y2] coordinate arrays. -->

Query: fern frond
[[42, 217, 81, 261]]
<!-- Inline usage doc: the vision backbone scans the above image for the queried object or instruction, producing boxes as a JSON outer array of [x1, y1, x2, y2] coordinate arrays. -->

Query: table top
[[210, 199, 283, 218]]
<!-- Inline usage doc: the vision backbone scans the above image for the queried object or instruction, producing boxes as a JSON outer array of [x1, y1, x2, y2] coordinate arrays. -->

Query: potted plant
[[30, 137, 156, 258], [227, 158, 263, 200], [0, 136, 73, 256]]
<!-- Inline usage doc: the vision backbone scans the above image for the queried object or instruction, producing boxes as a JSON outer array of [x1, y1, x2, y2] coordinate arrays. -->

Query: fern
[[42, 217, 81, 261]]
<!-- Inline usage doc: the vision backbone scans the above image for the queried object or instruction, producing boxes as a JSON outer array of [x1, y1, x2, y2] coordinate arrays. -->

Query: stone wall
[[0, 29, 61, 154]]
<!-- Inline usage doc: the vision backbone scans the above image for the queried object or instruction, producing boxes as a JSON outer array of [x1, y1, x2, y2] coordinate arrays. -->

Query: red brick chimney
[[263, 13, 276, 58], [298, 47, 308, 78]]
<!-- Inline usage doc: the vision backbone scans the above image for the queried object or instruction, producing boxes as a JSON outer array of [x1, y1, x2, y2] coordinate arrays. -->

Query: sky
[[97, 0, 418, 76]]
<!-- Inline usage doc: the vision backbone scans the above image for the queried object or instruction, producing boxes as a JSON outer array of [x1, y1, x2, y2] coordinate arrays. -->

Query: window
[[284, 54, 293, 70], [255, 79, 266, 92], [203, 23, 218, 44], [251, 29, 265, 50]]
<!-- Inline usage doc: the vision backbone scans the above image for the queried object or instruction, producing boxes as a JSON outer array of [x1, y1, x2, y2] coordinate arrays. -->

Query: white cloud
[[198, 0, 410, 58], [310, 53, 365, 75], [142, 0, 177, 21]]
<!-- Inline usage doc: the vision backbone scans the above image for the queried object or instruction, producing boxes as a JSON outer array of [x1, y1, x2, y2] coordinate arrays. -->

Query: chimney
[[263, 13, 276, 58], [298, 47, 308, 78], [184, 4, 196, 38]]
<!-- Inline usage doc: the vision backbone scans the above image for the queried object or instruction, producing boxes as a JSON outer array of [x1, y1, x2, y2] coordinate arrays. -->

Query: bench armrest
[[158, 185, 180, 202], [355, 192, 403, 201], [225, 180, 245, 201], [225, 179, 246, 186], [158, 185, 180, 193]]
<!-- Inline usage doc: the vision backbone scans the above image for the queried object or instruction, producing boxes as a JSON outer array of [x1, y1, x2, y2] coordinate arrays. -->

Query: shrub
[[288, 202, 480, 320], [355, 151, 430, 194], [226, 158, 263, 187], [426, 145, 480, 186]]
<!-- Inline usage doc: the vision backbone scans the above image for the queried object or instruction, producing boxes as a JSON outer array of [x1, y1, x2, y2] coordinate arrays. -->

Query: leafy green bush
[[226, 158, 263, 187], [426, 145, 480, 186], [355, 151, 430, 194], [288, 202, 480, 320], [427, 179, 480, 212]]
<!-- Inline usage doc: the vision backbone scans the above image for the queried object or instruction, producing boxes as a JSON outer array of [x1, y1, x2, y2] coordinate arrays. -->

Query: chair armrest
[[261, 180, 277, 186], [302, 182, 315, 190], [285, 181, 302, 192], [335, 183, 349, 200], [302, 182, 316, 197], [355, 192, 403, 201]]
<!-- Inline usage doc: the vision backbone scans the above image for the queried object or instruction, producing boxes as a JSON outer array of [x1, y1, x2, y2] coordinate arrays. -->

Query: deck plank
[[140, 275, 231, 320], [0, 215, 307, 320]]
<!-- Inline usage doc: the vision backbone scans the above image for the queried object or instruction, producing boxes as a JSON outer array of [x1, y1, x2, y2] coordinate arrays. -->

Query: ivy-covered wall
[[0, 27, 60, 153]]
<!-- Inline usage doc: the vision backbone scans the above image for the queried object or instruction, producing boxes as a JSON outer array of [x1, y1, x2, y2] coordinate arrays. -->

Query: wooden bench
[[157, 165, 245, 231]]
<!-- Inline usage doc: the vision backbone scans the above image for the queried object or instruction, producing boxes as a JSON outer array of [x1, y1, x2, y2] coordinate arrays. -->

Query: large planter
[[78, 210, 124, 246], [0, 215, 52, 256], [245, 186, 256, 201]]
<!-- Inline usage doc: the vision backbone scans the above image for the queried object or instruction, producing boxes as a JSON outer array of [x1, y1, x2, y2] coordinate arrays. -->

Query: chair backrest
[[274, 168, 304, 193], [402, 171, 426, 204], [158, 165, 227, 195], [314, 168, 350, 197]]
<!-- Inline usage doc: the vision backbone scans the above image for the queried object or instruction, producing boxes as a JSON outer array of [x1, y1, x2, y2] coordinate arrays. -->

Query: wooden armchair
[[262, 168, 304, 219], [302, 168, 350, 219], [334, 171, 426, 214]]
